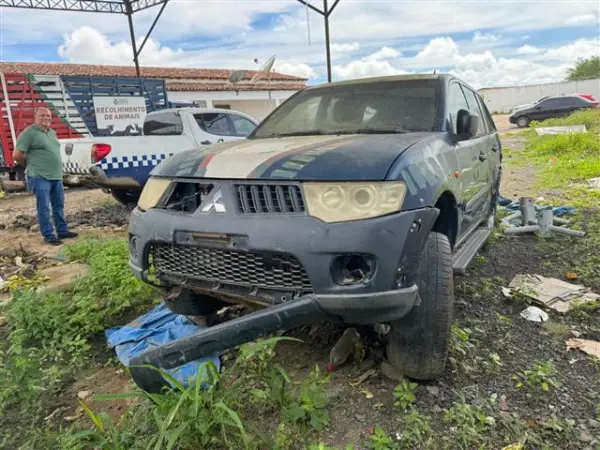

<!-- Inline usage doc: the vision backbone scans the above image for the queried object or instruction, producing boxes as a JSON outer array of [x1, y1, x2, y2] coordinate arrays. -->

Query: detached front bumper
[[128, 205, 439, 324]]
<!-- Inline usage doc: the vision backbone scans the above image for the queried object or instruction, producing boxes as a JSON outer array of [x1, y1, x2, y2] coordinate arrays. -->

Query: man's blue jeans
[[27, 176, 68, 239]]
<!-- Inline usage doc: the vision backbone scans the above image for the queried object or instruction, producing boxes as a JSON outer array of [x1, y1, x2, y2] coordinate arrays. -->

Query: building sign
[[93, 96, 147, 136]]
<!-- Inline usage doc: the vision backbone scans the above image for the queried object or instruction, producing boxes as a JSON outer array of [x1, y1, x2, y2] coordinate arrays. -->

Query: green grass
[[0, 239, 158, 447], [509, 110, 600, 208], [530, 109, 600, 133]]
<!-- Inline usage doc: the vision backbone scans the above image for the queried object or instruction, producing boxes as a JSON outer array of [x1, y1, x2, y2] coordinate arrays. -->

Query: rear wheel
[[386, 232, 454, 380], [110, 189, 140, 206], [516, 116, 530, 128]]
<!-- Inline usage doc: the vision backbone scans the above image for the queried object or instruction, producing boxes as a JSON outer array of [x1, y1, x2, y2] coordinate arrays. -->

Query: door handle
[[479, 152, 487, 161], [201, 140, 211, 145]]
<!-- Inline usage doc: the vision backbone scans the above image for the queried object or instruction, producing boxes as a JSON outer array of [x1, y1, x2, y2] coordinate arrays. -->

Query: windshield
[[251, 79, 440, 139]]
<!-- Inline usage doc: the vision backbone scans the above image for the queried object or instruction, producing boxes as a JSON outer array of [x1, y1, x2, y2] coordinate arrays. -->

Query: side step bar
[[128, 295, 331, 393], [452, 227, 492, 275]]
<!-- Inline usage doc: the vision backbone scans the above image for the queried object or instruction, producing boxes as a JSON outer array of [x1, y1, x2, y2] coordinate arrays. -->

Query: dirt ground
[[0, 130, 599, 448]]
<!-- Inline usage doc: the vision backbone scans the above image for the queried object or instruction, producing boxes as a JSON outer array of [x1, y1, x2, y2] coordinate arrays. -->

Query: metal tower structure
[[0, 0, 169, 77], [0, 0, 340, 81]]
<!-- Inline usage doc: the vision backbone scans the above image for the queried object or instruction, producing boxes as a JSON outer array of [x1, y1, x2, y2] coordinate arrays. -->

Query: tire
[[516, 116, 530, 128], [110, 189, 140, 206], [387, 232, 454, 380]]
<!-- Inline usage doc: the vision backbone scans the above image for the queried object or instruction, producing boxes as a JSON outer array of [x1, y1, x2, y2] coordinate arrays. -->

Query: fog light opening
[[333, 254, 376, 286]]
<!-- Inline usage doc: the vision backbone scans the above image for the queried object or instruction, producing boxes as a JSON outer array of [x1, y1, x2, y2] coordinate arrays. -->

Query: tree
[[566, 56, 600, 81]]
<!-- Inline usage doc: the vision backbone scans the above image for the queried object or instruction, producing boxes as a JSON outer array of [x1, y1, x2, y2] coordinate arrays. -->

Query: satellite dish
[[250, 55, 276, 84], [228, 70, 246, 84], [228, 70, 246, 96], [250, 55, 276, 100]]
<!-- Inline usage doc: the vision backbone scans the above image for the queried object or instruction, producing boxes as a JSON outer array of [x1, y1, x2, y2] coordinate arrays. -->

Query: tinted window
[[447, 82, 470, 134], [251, 79, 439, 138], [539, 98, 570, 109], [461, 86, 487, 136], [230, 114, 256, 136], [195, 113, 233, 136], [143, 112, 183, 135], [573, 96, 593, 107]]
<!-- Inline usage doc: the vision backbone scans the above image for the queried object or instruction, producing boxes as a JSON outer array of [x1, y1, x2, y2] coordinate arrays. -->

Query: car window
[[143, 112, 184, 136], [447, 82, 470, 134], [230, 114, 257, 136], [573, 96, 592, 107], [539, 98, 569, 109], [195, 113, 233, 136], [476, 95, 496, 132], [460, 86, 487, 136]]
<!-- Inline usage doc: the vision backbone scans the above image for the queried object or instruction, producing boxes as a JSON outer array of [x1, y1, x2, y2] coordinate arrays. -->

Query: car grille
[[151, 244, 313, 292], [235, 184, 305, 214]]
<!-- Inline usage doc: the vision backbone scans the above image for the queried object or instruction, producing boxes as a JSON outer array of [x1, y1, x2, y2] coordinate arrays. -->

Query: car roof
[[146, 107, 237, 115]]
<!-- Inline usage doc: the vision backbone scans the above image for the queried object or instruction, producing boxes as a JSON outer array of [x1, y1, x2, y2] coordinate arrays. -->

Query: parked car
[[125, 73, 502, 393], [509, 95, 599, 128], [60, 107, 259, 204]]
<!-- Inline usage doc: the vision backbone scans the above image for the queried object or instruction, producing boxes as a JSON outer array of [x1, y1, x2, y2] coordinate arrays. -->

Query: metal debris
[[506, 274, 599, 313]]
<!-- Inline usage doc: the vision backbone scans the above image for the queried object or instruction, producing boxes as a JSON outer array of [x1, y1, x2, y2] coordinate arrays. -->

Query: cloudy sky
[[0, 0, 599, 88]]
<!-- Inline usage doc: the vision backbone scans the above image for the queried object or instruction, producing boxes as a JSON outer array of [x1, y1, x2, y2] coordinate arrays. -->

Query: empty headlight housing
[[137, 177, 172, 211], [303, 181, 407, 223]]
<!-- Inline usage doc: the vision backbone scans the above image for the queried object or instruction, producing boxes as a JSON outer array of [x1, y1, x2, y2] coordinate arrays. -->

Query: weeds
[[63, 336, 331, 450], [513, 360, 560, 392], [448, 324, 475, 371], [395, 409, 433, 449], [366, 425, 395, 450], [0, 239, 158, 447], [530, 109, 600, 133], [393, 380, 418, 411], [443, 395, 496, 449]]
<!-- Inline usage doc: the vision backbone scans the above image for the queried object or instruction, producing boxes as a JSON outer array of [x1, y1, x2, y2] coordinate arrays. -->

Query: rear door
[[447, 81, 481, 239], [193, 112, 254, 145]]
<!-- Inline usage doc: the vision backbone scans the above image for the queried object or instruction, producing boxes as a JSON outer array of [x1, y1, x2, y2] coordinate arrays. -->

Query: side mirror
[[456, 109, 480, 139]]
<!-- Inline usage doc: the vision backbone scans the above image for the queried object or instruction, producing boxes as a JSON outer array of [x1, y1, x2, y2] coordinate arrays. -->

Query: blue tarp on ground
[[105, 302, 221, 388]]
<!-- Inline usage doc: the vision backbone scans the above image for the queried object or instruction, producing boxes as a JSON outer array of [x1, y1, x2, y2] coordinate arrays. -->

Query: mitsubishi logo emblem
[[200, 188, 226, 214]]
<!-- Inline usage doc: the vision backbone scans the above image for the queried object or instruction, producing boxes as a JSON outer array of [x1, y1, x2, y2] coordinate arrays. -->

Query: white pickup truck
[[60, 107, 259, 204]]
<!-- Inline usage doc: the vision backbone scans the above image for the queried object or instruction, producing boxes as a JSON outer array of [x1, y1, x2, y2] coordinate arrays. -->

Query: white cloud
[[333, 59, 406, 80], [566, 14, 597, 25], [57, 26, 182, 66], [365, 46, 401, 61], [274, 61, 317, 79], [518, 45, 541, 55], [331, 43, 360, 54], [473, 31, 500, 42], [415, 37, 459, 66], [539, 38, 600, 62]]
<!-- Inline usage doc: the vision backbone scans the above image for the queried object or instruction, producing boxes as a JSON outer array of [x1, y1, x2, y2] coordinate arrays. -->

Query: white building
[[0, 61, 307, 121]]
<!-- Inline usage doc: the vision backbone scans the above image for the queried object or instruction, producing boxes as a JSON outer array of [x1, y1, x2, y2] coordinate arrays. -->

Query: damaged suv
[[127, 74, 502, 392]]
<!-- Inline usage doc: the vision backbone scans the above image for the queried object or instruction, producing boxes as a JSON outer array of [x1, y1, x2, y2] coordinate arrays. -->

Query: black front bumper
[[129, 205, 438, 324]]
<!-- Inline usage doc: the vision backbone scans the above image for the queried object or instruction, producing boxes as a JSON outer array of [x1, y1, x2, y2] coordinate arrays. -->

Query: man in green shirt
[[13, 107, 78, 245]]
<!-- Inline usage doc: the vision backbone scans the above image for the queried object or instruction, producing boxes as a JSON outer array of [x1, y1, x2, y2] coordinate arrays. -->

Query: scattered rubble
[[566, 339, 600, 359], [535, 125, 587, 135], [504, 274, 600, 313]]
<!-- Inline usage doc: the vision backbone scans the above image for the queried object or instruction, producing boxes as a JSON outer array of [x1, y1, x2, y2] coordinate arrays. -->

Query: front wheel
[[386, 232, 454, 380], [110, 189, 140, 206], [516, 116, 530, 128]]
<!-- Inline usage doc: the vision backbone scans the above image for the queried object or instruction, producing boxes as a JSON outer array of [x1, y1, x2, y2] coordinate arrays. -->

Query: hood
[[511, 103, 533, 114], [152, 133, 437, 181]]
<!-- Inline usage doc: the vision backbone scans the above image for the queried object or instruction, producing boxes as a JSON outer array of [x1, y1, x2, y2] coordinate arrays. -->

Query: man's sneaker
[[44, 237, 63, 246], [58, 231, 78, 239]]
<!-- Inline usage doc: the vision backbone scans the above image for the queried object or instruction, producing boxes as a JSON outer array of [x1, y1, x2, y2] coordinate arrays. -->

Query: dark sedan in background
[[509, 94, 599, 128]]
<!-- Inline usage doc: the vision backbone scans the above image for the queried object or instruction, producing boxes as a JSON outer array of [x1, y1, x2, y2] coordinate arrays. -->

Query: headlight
[[137, 177, 172, 211], [303, 182, 407, 223]]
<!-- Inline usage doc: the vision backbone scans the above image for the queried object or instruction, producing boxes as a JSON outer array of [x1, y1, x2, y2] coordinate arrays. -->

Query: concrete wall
[[479, 79, 600, 114]]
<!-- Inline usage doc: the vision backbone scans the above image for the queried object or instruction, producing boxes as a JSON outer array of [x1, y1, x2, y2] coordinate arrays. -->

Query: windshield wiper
[[267, 130, 329, 138]]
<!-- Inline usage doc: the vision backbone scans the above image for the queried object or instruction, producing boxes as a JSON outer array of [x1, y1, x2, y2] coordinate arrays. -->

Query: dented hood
[[152, 133, 435, 181]]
